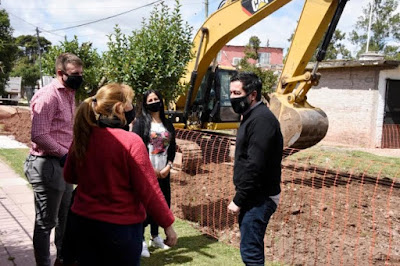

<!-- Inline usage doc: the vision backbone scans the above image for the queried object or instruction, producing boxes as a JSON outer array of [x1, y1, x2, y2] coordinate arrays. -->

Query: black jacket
[[233, 103, 283, 209], [132, 117, 176, 164]]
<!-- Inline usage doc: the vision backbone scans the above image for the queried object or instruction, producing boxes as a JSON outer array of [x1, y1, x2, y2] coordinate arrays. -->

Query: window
[[216, 51, 222, 63], [258, 52, 270, 66], [231, 57, 242, 66]]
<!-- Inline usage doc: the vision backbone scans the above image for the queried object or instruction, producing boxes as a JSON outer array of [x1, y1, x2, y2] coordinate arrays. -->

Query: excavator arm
[[177, 0, 349, 149]]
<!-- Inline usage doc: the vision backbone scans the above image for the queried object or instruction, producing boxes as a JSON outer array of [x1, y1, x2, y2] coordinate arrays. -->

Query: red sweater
[[63, 127, 174, 228]]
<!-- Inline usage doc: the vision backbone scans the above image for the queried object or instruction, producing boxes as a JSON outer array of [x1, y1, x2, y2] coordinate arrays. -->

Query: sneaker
[[141, 241, 150, 257], [149, 235, 170, 250]]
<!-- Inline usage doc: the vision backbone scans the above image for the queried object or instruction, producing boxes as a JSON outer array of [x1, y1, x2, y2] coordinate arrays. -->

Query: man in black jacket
[[228, 72, 283, 265]]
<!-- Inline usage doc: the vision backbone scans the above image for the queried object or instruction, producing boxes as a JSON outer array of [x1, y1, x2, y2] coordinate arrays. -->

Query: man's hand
[[164, 225, 178, 247], [228, 201, 240, 214], [59, 154, 67, 167]]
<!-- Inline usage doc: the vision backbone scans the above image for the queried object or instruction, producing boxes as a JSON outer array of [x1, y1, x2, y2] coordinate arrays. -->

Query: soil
[[172, 160, 400, 265], [0, 106, 31, 145], [1, 105, 399, 265]]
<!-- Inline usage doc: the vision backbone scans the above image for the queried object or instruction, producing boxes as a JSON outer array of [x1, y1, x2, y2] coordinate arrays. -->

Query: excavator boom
[[177, 0, 348, 149]]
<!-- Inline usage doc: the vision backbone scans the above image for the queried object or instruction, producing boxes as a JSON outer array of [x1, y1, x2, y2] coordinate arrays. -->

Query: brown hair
[[55, 53, 83, 74], [70, 83, 134, 159]]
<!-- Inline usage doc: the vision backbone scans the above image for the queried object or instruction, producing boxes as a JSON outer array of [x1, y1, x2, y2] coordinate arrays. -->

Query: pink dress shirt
[[30, 79, 75, 157]]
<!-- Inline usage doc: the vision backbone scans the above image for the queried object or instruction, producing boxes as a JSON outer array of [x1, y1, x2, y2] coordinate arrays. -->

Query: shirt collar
[[54, 78, 75, 95], [243, 100, 262, 117]]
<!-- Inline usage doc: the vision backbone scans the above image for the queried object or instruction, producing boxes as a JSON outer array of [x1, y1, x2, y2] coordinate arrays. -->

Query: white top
[[147, 122, 171, 171]]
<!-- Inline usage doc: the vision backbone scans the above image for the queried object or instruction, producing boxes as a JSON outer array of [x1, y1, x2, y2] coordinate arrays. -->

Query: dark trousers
[[24, 155, 73, 266], [144, 175, 171, 237], [238, 197, 277, 266], [61, 189, 77, 265], [69, 213, 143, 266]]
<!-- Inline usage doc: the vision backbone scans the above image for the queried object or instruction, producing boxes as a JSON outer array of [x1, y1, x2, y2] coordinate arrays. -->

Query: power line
[[7, 11, 64, 37], [48, 0, 163, 32]]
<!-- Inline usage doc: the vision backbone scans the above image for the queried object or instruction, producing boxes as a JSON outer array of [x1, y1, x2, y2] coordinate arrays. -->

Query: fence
[[171, 129, 400, 266], [382, 124, 400, 149]]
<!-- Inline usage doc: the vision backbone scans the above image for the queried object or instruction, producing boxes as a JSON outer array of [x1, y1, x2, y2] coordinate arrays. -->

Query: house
[[216, 45, 283, 70], [305, 55, 400, 149]]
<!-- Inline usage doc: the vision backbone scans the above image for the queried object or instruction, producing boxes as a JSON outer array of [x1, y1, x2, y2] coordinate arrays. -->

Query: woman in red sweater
[[63, 83, 177, 265]]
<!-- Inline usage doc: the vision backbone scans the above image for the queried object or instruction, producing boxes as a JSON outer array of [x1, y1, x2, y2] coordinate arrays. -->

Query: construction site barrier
[[171, 129, 400, 266], [382, 124, 400, 149]]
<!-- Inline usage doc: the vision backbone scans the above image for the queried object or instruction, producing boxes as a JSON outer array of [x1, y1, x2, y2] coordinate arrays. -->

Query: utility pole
[[205, 0, 208, 18], [36, 27, 43, 87], [366, 0, 374, 53]]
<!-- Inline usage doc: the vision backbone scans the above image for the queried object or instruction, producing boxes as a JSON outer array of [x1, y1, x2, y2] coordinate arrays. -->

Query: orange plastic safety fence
[[170, 129, 400, 266]]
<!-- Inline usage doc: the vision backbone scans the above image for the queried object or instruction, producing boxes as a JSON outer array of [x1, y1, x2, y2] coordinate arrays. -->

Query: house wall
[[218, 45, 283, 68], [307, 67, 381, 148]]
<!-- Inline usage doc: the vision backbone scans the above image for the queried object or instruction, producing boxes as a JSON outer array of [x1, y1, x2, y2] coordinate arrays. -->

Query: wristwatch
[[167, 162, 173, 169]]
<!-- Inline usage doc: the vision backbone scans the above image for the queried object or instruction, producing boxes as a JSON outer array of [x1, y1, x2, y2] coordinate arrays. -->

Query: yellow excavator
[[169, 0, 349, 150]]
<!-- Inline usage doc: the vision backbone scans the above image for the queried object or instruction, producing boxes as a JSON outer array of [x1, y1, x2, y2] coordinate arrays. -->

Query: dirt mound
[[0, 107, 31, 145]]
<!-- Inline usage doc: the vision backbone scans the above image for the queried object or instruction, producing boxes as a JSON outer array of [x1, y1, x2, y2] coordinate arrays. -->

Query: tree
[[314, 29, 352, 60], [0, 9, 18, 96], [15, 35, 51, 61], [41, 36, 103, 101], [286, 29, 352, 61], [239, 36, 277, 95], [11, 57, 40, 94], [11, 35, 52, 99], [350, 0, 400, 59], [104, 0, 193, 104]]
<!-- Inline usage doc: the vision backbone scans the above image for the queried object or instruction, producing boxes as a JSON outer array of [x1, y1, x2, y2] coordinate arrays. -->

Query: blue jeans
[[24, 155, 73, 266], [238, 197, 277, 266], [69, 213, 143, 266]]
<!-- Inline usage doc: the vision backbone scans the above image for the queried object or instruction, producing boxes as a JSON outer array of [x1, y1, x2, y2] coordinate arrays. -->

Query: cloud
[[3, 0, 396, 56]]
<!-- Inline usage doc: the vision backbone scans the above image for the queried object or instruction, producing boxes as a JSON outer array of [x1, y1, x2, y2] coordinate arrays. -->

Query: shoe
[[149, 235, 170, 250], [141, 241, 150, 257]]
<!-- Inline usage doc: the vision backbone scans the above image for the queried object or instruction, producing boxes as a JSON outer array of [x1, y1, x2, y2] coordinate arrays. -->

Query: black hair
[[140, 89, 168, 145], [230, 71, 262, 101]]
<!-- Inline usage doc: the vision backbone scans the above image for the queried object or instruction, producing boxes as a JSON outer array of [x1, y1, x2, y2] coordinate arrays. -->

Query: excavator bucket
[[269, 93, 328, 150]]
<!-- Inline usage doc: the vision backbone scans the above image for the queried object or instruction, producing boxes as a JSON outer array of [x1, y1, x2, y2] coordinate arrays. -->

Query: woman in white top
[[132, 89, 176, 257]]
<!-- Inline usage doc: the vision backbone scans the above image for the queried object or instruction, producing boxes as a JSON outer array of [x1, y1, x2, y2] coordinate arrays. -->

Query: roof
[[306, 59, 400, 70], [223, 44, 283, 51]]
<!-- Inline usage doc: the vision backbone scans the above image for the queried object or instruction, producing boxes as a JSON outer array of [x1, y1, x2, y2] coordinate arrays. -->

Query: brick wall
[[307, 67, 380, 148]]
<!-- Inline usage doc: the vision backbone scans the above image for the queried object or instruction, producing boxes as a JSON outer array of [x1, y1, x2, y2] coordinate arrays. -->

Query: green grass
[[286, 146, 400, 179], [141, 219, 244, 266], [1, 147, 396, 264], [0, 148, 29, 179]]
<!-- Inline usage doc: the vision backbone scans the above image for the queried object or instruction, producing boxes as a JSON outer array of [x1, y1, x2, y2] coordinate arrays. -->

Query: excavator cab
[[190, 67, 240, 126]]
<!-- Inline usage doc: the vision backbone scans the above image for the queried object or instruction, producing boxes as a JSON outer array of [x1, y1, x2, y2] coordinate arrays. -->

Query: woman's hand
[[164, 225, 177, 247], [159, 165, 171, 178]]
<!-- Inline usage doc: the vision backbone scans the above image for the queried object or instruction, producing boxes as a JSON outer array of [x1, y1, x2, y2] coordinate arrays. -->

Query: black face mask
[[230, 91, 254, 114], [146, 101, 161, 113], [124, 109, 135, 125], [63, 73, 83, 90], [97, 115, 124, 128]]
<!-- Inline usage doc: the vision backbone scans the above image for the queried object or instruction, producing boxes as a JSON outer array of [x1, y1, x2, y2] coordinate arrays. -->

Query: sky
[[1, 0, 399, 56]]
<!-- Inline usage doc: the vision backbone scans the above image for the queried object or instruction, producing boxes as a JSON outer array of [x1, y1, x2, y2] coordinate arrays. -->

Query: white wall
[[307, 67, 380, 148]]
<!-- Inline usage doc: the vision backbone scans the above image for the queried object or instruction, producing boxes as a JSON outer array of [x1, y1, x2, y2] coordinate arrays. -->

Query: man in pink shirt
[[24, 53, 83, 266]]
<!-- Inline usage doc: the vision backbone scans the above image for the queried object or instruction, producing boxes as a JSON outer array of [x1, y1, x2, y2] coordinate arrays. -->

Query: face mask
[[230, 91, 254, 114], [63, 73, 83, 90], [124, 108, 135, 125], [146, 101, 161, 113]]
